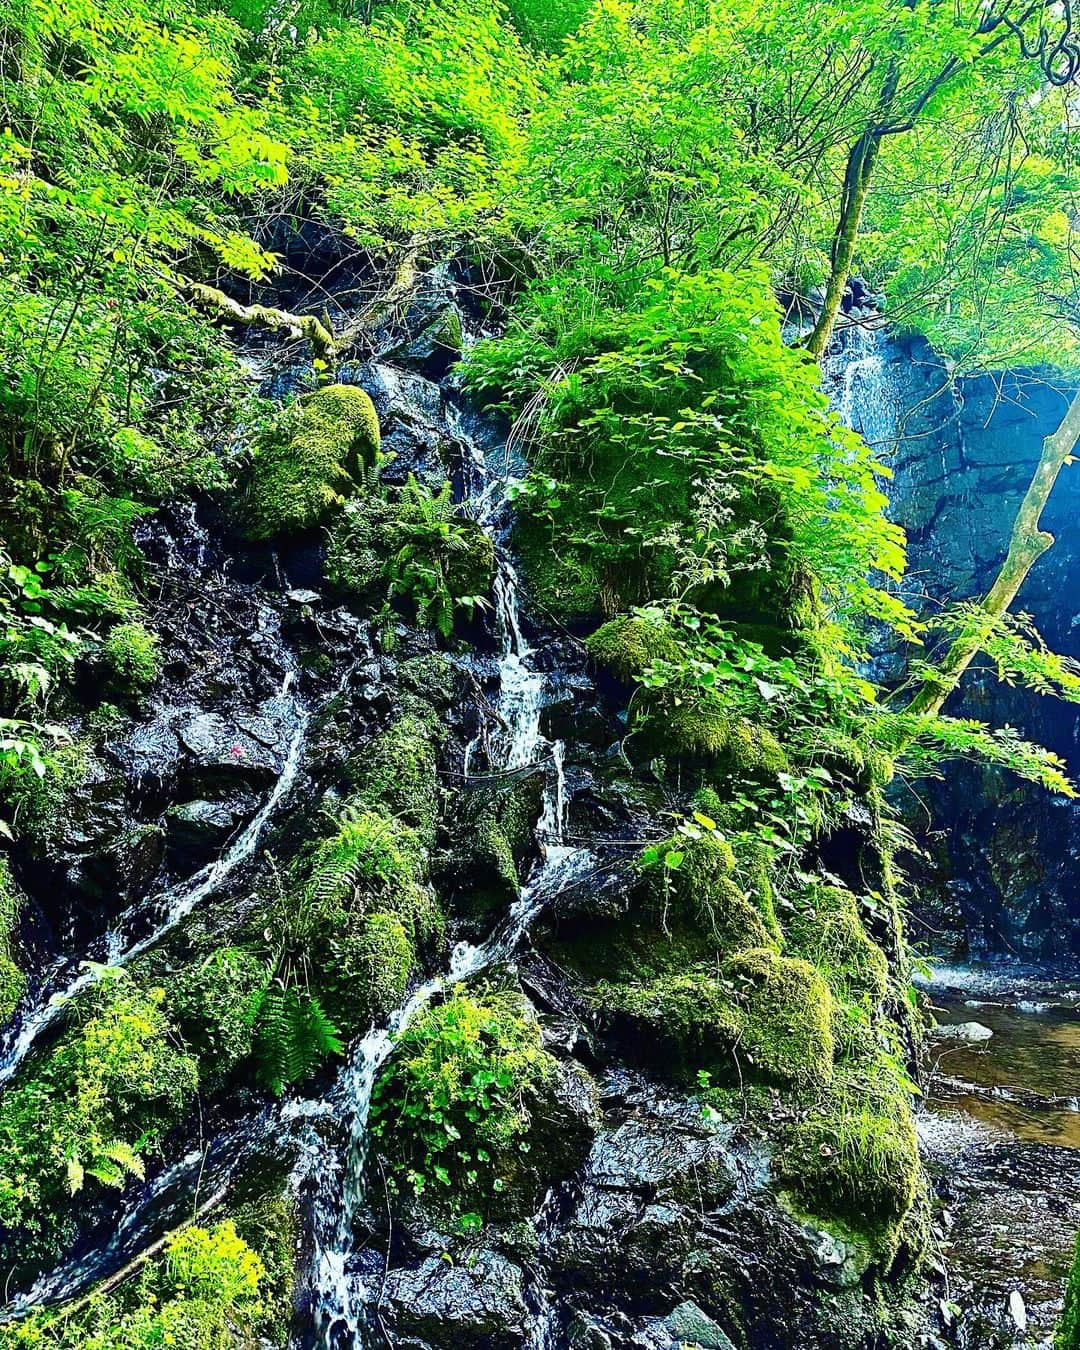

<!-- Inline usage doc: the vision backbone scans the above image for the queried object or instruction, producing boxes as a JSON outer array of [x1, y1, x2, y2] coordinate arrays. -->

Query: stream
[[921, 964, 1080, 1348]]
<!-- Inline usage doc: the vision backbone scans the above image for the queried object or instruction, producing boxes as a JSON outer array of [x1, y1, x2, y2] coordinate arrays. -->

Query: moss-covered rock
[[776, 1058, 920, 1248], [242, 385, 380, 539], [345, 710, 442, 845], [784, 884, 889, 1007], [441, 777, 542, 928], [637, 831, 775, 953], [724, 948, 835, 1089], [593, 972, 744, 1067], [586, 613, 680, 682], [100, 619, 160, 693]]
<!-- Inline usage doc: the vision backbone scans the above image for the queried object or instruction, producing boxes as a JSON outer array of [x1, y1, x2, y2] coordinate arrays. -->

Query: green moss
[[586, 613, 679, 682], [724, 948, 835, 1089], [280, 807, 443, 1038], [593, 972, 743, 1066], [345, 711, 441, 845], [231, 1193, 298, 1346], [784, 884, 889, 1006], [444, 777, 541, 926], [638, 831, 774, 953], [168, 946, 269, 1089], [776, 1057, 920, 1248], [0, 858, 26, 1023], [101, 619, 160, 691], [0, 739, 93, 850], [242, 384, 381, 539]]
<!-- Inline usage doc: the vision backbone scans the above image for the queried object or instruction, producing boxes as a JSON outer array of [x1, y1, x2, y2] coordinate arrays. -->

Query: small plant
[[251, 981, 344, 1096], [101, 620, 160, 692], [370, 987, 554, 1215]]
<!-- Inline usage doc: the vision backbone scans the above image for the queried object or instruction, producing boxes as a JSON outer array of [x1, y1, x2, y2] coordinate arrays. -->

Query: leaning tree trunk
[[804, 129, 882, 359], [906, 387, 1080, 717]]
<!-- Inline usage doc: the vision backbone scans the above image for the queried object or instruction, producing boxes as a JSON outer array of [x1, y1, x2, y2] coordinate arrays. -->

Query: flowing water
[[920, 964, 1080, 1347], [0, 647, 308, 1088], [296, 408, 594, 1349]]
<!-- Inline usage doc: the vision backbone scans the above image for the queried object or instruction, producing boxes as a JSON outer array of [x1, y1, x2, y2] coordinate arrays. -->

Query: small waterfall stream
[[298, 411, 592, 1349], [0, 628, 309, 1089]]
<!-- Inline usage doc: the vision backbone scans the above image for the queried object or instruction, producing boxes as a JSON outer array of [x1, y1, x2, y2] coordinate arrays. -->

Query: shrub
[[241, 385, 381, 539], [370, 987, 559, 1217], [327, 477, 494, 636], [0, 969, 198, 1233], [0, 1221, 268, 1349]]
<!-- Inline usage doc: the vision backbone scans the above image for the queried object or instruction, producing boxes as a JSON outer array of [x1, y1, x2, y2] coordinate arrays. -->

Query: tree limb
[[907, 388, 1080, 717], [184, 283, 337, 364]]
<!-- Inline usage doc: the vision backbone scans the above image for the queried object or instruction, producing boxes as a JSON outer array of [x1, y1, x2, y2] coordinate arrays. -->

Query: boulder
[[383, 1250, 529, 1348]]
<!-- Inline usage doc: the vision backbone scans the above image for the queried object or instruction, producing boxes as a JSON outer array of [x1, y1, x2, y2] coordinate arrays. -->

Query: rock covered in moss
[[725, 948, 835, 1089], [784, 883, 889, 1005], [241, 384, 381, 539], [345, 708, 442, 845], [586, 613, 680, 683], [776, 1057, 920, 1249]]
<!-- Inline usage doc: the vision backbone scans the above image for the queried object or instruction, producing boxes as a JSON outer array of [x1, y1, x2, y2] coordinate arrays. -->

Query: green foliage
[[327, 476, 494, 636], [0, 1220, 268, 1349], [0, 968, 198, 1233], [168, 946, 269, 1089], [371, 986, 558, 1216], [242, 386, 382, 539], [101, 620, 160, 692], [1058, 1227, 1080, 1350], [0, 857, 26, 1022], [251, 984, 344, 1096]]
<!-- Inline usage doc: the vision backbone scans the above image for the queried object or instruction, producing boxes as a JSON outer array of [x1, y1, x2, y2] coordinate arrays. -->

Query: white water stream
[[302, 421, 590, 1349], [0, 656, 308, 1088]]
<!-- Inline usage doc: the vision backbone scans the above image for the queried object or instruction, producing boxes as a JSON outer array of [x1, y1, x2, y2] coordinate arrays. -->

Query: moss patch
[[345, 709, 442, 845], [724, 947, 834, 1089], [784, 884, 889, 1007], [586, 613, 679, 682], [242, 385, 380, 539]]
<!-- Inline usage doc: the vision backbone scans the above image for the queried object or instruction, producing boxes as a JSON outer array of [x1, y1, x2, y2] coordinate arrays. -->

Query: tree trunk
[[907, 388, 1080, 717], [804, 129, 881, 359]]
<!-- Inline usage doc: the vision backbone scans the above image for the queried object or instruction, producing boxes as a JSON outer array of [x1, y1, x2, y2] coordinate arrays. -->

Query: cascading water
[[0, 625, 309, 1088], [821, 318, 900, 451], [299, 412, 591, 1349]]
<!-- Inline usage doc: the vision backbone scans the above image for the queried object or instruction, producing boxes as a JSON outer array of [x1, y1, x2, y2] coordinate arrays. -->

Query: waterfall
[[300, 414, 589, 1349], [821, 320, 899, 448]]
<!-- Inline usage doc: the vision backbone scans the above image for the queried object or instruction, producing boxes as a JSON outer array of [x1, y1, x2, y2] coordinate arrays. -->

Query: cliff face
[[836, 329, 1080, 958]]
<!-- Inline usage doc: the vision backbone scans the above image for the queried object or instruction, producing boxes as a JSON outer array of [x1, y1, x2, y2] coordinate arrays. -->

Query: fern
[[253, 984, 344, 1095]]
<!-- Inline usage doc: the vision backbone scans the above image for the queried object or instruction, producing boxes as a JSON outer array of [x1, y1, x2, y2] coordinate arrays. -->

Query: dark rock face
[[842, 331, 1080, 957]]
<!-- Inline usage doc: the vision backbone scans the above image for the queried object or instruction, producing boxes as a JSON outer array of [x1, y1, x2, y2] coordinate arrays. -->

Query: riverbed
[[921, 964, 1080, 1347]]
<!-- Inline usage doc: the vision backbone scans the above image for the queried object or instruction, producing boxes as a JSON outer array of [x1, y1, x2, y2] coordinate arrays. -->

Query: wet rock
[[382, 1249, 528, 1348], [584, 1117, 737, 1206], [932, 1020, 994, 1044], [175, 700, 288, 794], [635, 1301, 736, 1349], [164, 797, 253, 869], [386, 304, 463, 380], [340, 362, 454, 486]]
